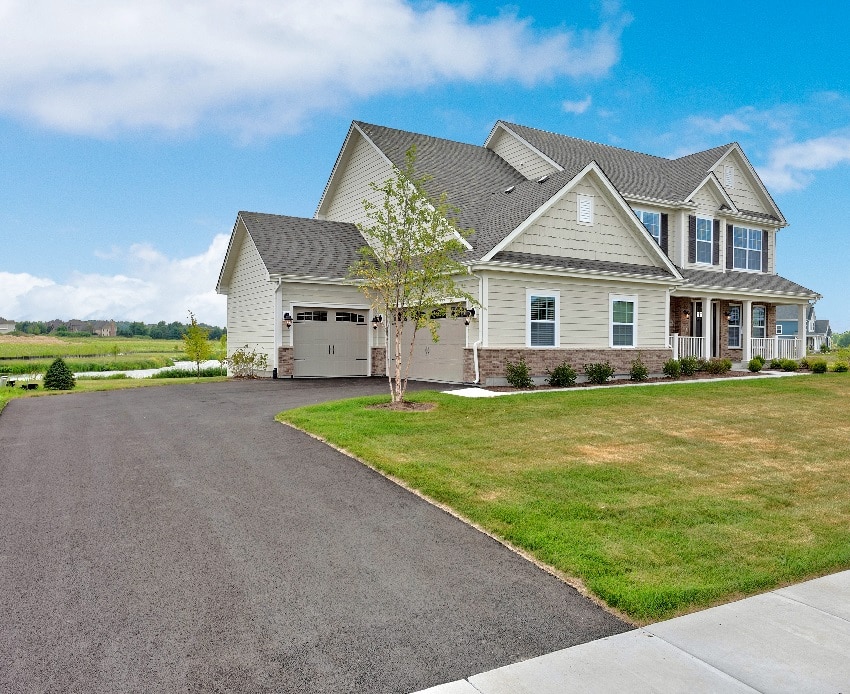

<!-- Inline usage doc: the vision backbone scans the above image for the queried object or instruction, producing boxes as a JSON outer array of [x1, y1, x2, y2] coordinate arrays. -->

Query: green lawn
[[278, 374, 850, 623]]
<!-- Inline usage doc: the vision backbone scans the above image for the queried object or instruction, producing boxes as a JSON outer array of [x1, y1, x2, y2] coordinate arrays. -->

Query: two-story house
[[217, 120, 819, 384], [777, 304, 833, 352]]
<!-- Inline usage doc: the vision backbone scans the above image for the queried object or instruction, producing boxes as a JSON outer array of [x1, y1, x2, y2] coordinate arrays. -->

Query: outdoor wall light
[[682, 308, 691, 319], [371, 314, 383, 330], [284, 312, 293, 329], [462, 307, 476, 326], [723, 309, 731, 318]]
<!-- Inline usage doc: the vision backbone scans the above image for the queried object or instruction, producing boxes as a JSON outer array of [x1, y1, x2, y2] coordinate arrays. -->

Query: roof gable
[[711, 144, 786, 224]]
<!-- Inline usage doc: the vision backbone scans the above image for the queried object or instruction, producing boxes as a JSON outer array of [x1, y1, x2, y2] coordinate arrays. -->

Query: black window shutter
[[713, 219, 720, 265], [726, 224, 734, 269], [660, 213, 669, 255], [688, 215, 696, 263], [762, 230, 769, 272]]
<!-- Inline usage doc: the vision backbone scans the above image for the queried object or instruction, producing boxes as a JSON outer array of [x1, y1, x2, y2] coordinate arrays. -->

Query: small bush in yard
[[704, 358, 733, 375], [780, 359, 799, 372], [833, 361, 849, 373], [43, 357, 76, 390], [748, 358, 763, 372], [505, 358, 534, 388], [679, 356, 699, 376], [753, 354, 766, 367], [662, 359, 681, 379], [228, 345, 268, 378], [584, 361, 614, 384], [630, 355, 649, 381], [820, 343, 831, 353], [769, 358, 783, 370], [696, 358, 708, 372], [810, 360, 828, 373], [799, 358, 810, 370], [546, 361, 577, 387]]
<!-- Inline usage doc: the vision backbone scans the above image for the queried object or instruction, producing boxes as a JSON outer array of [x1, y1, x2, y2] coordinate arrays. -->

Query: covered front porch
[[668, 295, 807, 363]]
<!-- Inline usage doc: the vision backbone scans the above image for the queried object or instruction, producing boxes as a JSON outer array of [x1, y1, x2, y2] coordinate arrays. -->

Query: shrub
[[810, 360, 828, 374], [505, 358, 534, 389], [227, 345, 269, 378], [150, 366, 228, 379], [769, 358, 783, 370], [695, 358, 708, 372], [748, 358, 763, 373], [546, 361, 577, 387], [43, 357, 76, 390], [679, 356, 699, 376], [780, 359, 798, 372], [753, 354, 766, 367], [799, 358, 810, 370], [584, 361, 614, 385], [833, 361, 849, 373], [662, 359, 681, 379], [630, 355, 649, 381], [820, 343, 831, 353], [705, 358, 732, 375]]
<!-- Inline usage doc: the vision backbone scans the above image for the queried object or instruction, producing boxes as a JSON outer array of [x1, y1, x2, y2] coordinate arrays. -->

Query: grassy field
[[0, 375, 228, 413], [278, 374, 850, 623]]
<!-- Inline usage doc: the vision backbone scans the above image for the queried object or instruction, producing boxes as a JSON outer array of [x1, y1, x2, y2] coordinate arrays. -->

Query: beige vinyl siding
[[226, 224, 276, 364], [485, 272, 669, 349], [690, 186, 722, 217], [488, 128, 558, 180], [506, 181, 663, 268], [323, 133, 394, 227], [713, 158, 768, 214]]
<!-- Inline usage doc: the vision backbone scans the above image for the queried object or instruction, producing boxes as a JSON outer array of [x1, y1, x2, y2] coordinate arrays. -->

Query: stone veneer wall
[[277, 347, 294, 376], [464, 348, 672, 385], [371, 347, 386, 376]]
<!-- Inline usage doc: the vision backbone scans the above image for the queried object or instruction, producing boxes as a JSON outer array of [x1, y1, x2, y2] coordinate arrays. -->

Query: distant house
[[776, 304, 833, 351], [0, 317, 15, 334], [60, 319, 117, 337]]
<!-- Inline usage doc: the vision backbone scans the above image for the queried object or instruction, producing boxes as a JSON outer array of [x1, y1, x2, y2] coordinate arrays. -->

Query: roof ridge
[[673, 142, 735, 162], [355, 121, 480, 150]]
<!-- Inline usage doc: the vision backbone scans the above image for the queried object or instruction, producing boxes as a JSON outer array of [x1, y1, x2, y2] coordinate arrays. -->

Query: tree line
[[14, 320, 225, 340]]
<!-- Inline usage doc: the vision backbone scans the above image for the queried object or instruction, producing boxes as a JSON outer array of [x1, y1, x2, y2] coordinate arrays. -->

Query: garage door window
[[296, 311, 327, 321], [335, 312, 365, 323]]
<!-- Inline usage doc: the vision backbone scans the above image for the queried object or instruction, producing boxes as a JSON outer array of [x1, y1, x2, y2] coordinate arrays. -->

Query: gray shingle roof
[[679, 268, 818, 298], [775, 305, 801, 320], [240, 212, 365, 278], [502, 121, 733, 203], [492, 251, 676, 278], [813, 319, 832, 335]]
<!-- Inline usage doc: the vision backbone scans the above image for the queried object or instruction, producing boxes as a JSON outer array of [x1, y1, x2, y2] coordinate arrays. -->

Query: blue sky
[[1, 0, 849, 330]]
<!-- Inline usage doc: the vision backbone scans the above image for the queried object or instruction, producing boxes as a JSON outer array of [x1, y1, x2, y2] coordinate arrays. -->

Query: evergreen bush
[[629, 355, 649, 381], [546, 361, 577, 387], [584, 361, 614, 384], [748, 358, 763, 372], [833, 361, 849, 372], [43, 357, 76, 390], [810, 360, 828, 373], [505, 358, 534, 388], [662, 359, 681, 378], [780, 359, 798, 372], [769, 358, 783, 369], [679, 356, 699, 376]]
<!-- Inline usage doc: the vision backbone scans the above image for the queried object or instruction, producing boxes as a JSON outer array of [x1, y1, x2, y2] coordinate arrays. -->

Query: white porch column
[[797, 303, 807, 359], [703, 296, 713, 359], [743, 300, 753, 362], [672, 333, 679, 360]]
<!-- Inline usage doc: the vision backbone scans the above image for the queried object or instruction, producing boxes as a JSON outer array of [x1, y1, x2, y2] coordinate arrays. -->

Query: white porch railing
[[670, 335, 705, 360], [751, 337, 800, 360]]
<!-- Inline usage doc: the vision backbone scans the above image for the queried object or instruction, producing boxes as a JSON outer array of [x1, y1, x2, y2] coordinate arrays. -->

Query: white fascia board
[[469, 262, 684, 287], [269, 273, 353, 284], [684, 172, 739, 213], [711, 144, 787, 226], [671, 285, 821, 301], [484, 121, 564, 172], [622, 193, 694, 209], [215, 215, 247, 294]]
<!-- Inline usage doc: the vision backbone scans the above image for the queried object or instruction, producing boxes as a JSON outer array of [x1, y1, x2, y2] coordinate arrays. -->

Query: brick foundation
[[277, 346, 293, 376], [371, 347, 386, 376], [464, 347, 673, 385]]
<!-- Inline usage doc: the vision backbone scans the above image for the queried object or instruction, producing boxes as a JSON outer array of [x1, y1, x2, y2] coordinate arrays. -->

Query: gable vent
[[537, 175, 549, 184], [503, 185, 515, 194]]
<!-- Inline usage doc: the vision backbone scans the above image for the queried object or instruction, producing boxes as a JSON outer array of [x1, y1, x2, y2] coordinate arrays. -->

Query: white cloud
[[758, 135, 850, 192], [0, 0, 625, 136], [0, 234, 229, 326], [562, 95, 592, 114]]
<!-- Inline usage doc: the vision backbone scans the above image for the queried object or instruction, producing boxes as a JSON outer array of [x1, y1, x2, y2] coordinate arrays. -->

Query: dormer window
[[634, 209, 661, 244]]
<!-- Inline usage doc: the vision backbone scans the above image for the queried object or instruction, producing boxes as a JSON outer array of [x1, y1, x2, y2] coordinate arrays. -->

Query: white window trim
[[577, 193, 594, 226], [634, 208, 661, 243], [776, 324, 783, 335], [695, 216, 713, 265], [609, 293, 638, 349], [526, 289, 560, 348], [727, 304, 742, 348], [731, 225, 763, 273]]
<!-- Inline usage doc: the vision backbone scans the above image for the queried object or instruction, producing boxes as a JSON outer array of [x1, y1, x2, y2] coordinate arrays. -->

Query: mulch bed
[[368, 401, 437, 412]]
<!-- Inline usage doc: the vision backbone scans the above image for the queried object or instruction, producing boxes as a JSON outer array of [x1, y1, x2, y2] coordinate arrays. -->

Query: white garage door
[[392, 314, 467, 383], [292, 309, 369, 377]]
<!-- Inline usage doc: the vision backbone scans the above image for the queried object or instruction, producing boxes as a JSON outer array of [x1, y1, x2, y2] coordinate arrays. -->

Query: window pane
[[639, 211, 660, 241], [696, 219, 712, 241], [734, 227, 746, 247], [728, 326, 741, 348], [697, 240, 712, 264], [613, 301, 633, 324], [530, 322, 555, 346], [612, 324, 634, 347], [748, 249, 761, 271], [749, 229, 762, 250], [734, 248, 747, 268], [530, 296, 555, 321], [728, 306, 740, 325]]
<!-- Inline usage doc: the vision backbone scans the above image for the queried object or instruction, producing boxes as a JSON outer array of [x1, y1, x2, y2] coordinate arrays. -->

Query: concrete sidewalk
[[414, 570, 850, 693]]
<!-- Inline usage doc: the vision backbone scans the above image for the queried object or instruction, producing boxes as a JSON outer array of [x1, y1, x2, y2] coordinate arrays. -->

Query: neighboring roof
[[0, 317, 13, 322], [679, 268, 819, 298], [812, 319, 832, 336], [500, 122, 732, 203], [775, 305, 802, 320], [240, 212, 365, 279], [490, 251, 677, 279]]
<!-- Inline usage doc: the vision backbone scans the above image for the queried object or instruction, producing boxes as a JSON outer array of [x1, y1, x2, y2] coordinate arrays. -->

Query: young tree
[[349, 145, 475, 404], [183, 311, 212, 376], [44, 357, 76, 390]]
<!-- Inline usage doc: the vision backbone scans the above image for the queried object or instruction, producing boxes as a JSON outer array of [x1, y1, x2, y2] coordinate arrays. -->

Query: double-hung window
[[696, 217, 713, 264], [610, 294, 637, 348], [732, 226, 762, 271], [635, 209, 661, 244], [727, 305, 741, 348], [752, 306, 766, 339], [528, 290, 558, 347]]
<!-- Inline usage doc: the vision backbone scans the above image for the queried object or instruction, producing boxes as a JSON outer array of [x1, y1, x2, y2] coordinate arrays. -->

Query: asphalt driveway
[[0, 379, 628, 693]]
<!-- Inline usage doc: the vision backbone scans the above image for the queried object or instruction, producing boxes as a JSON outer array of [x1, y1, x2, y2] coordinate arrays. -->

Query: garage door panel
[[293, 308, 368, 377], [391, 317, 466, 383]]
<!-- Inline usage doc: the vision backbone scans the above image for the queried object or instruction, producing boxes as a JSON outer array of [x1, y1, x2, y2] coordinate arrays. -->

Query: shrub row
[[149, 366, 228, 379], [663, 357, 732, 379]]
